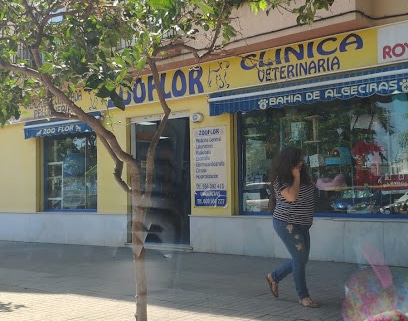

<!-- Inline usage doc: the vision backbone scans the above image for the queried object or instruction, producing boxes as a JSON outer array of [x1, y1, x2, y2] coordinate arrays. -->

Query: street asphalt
[[0, 241, 407, 321]]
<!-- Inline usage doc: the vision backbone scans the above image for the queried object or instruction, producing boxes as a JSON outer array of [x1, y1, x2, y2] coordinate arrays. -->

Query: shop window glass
[[44, 133, 97, 210], [240, 93, 408, 216]]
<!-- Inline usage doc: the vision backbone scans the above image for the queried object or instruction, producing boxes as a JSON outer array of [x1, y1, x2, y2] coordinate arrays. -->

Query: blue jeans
[[271, 218, 311, 300]]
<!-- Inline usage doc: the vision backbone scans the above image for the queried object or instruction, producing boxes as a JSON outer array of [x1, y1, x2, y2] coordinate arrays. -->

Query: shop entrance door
[[130, 113, 191, 245]]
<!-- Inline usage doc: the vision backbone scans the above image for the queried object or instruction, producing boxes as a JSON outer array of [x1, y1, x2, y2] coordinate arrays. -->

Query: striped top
[[272, 178, 315, 226]]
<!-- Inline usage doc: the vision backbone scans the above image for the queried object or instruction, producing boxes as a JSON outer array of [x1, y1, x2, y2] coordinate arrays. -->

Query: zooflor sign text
[[35, 124, 84, 136]]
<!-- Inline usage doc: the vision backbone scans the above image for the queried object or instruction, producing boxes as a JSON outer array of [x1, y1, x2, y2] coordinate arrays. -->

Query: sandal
[[265, 274, 279, 298], [299, 297, 319, 308]]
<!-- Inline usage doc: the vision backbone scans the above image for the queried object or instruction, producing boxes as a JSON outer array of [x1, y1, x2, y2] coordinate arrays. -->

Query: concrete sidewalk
[[0, 241, 406, 321]]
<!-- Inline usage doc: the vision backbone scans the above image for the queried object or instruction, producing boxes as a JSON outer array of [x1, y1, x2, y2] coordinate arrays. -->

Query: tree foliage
[[0, 0, 334, 320], [0, 0, 334, 121]]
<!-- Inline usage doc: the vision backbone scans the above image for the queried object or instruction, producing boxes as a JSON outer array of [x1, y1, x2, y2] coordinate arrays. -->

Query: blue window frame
[[239, 93, 408, 218]]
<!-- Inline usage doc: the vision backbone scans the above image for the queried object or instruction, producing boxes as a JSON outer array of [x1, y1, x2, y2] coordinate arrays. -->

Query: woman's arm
[[281, 167, 300, 202]]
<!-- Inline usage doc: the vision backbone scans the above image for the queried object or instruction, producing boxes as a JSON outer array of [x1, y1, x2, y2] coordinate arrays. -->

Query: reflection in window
[[44, 133, 97, 210], [240, 93, 408, 216]]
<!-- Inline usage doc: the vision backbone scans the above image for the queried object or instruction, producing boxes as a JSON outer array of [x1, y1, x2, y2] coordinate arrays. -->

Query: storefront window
[[44, 133, 97, 210], [240, 93, 408, 216]]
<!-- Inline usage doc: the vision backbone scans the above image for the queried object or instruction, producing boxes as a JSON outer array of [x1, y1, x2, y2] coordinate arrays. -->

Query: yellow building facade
[[1, 0, 408, 266]]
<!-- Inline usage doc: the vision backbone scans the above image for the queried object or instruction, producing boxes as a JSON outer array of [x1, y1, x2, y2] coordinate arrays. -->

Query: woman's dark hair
[[269, 146, 311, 188]]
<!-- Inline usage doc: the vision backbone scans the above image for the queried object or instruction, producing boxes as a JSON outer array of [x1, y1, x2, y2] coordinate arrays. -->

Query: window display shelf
[[46, 162, 63, 209], [44, 133, 97, 210], [241, 93, 408, 215]]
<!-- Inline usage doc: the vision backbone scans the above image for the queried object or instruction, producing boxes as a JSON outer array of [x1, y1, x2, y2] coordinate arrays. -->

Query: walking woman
[[265, 146, 318, 308]]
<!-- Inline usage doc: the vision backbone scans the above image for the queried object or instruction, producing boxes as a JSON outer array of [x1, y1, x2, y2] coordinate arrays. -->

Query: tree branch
[[0, 57, 42, 79]]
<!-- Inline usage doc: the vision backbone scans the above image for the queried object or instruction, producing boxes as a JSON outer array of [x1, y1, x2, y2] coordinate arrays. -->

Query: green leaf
[[109, 90, 125, 111], [96, 86, 111, 99], [38, 62, 54, 74]]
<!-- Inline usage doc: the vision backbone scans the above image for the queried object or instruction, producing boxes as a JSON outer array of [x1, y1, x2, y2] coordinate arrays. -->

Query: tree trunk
[[132, 203, 148, 321], [133, 247, 147, 321], [129, 59, 171, 321]]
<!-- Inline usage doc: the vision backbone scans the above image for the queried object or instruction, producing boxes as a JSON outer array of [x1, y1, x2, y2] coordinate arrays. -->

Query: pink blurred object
[[361, 243, 393, 289], [342, 268, 396, 321], [315, 173, 346, 190], [363, 310, 408, 321]]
